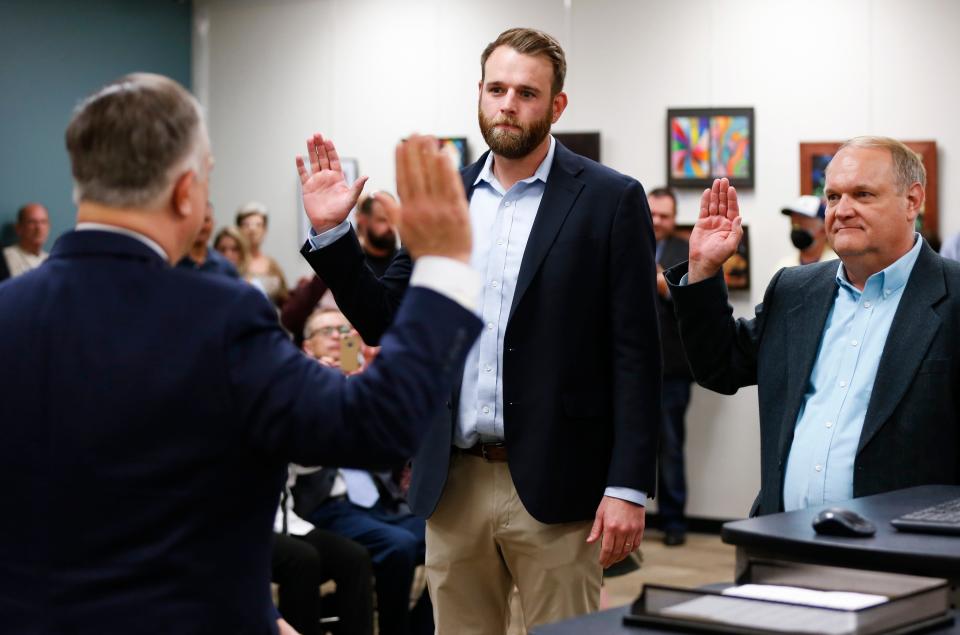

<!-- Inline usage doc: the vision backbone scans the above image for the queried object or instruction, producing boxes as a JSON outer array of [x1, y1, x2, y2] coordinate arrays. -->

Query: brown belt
[[458, 441, 508, 462]]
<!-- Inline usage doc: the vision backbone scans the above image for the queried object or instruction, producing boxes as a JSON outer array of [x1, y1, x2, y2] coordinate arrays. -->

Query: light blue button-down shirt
[[455, 138, 554, 447], [782, 235, 922, 511]]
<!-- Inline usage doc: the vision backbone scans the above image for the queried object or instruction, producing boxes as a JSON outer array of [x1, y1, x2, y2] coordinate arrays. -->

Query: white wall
[[195, 0, 960, 519]]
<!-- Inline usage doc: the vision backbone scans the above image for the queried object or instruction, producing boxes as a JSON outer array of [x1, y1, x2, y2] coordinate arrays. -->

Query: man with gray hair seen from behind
[[0, 72, 482, 635], [666, 136, 960, 518], [1, 203, 50, 282]]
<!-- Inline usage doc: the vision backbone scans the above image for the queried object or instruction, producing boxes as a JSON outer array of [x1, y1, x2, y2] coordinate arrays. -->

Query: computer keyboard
[[890, 497, 960, 536]]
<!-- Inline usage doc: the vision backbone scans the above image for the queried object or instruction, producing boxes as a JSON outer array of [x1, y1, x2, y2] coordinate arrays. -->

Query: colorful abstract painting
[[439, 137, 469, 169], [710, 115, 750, 178], [667, 108, 754, 189], [670, 116, 710, 180]]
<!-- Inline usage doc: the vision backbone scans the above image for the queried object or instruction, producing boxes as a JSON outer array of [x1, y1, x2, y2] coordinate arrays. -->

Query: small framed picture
[[667, 108, 755, 189], [674, 223, 751, 291]]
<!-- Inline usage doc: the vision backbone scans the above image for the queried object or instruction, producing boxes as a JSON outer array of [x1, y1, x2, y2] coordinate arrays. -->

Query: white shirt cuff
[[679, 272, 690, 286], [604, 486, 647, 507], [410, 256, 481, 313], [306, 220, 352, 251]]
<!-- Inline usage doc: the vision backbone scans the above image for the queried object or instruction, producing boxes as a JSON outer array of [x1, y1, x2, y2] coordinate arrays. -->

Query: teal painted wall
[[0, 0, 191, 247]]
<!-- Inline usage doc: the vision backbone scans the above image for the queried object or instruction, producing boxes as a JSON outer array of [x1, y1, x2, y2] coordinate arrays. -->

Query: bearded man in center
[[300, 27, 662, 633]]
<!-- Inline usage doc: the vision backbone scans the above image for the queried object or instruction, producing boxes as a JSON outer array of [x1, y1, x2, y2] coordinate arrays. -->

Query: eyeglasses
[[308, 325, 352, 338]]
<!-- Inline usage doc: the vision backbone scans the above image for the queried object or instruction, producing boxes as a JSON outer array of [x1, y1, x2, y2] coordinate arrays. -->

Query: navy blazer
[[0, 230, 480, 634], [303, 141, 662, 523], [667, 242, 960, 516]]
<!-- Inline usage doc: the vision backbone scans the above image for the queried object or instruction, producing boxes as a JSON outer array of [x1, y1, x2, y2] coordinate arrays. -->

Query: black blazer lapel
[[858, 243, 946, 453], [508, 143, 584, 322], [777, 267, 838, 465]]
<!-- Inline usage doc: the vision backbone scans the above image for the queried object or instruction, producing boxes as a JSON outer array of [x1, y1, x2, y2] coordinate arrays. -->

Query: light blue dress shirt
[[782, 235, 922, 511], [455, 138, 554, 448]]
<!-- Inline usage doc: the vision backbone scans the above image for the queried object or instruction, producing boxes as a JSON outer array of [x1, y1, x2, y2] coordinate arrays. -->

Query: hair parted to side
[[834, 136, 926, 193], [236, 201, 269, 227], [481, 27, 567, 95], [65, 73, 206, 209]]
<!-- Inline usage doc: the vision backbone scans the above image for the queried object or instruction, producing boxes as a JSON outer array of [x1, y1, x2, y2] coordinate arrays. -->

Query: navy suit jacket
[[0, 230, 480, 634], [302, 142, 662, 523]]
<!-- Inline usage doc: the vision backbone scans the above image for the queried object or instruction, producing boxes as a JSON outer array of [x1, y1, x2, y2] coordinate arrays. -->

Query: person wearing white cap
[[772, 194, 836, 275]]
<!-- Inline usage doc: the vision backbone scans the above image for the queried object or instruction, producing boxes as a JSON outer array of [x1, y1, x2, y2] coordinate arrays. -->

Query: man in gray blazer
[[666, 136, 960, 516]]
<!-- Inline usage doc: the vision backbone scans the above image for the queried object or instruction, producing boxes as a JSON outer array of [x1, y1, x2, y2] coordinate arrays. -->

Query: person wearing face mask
[[772, 195, 836, 275]]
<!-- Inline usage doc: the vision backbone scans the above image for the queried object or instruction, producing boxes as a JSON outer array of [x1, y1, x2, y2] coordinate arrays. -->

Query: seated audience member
[[772, 195, 836, 274], [293, 307, 432, 635], [237, 201, 289, 307], [176, 201, 238, 277], [666, 137, 960, 517], [0, 72, 481, 634], [2, 203, 50, 282], [282, 192, 399, 346], [273, 465, 374, 635]]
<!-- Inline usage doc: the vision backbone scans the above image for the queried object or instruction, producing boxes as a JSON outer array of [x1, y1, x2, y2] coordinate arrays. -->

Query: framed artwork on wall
[[439, 137, 469, 169], [674, 223, 751, 291], [554, 131, 601, 162], [799, 140, 939, 241], [667, 108, 755, 189]]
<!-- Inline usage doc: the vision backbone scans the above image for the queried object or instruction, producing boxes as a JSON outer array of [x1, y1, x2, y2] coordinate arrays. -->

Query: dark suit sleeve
[[225, 284, 480, 468], [665, 262, 783, 394], [605, 180, 663, 495], [299, 231, 411, 344]]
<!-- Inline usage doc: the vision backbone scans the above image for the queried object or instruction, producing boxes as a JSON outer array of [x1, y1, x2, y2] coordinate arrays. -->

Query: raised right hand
[[296, 133, 369, 234], [376, 135, 472, 263], [687, 177, 743, 284]]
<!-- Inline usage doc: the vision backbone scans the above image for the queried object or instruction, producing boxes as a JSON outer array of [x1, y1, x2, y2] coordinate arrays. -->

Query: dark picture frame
[[799, 140, 939, 242], [674, 223, 750, 291], [667, 107, 755, 189], [554, 131, 601, 162]]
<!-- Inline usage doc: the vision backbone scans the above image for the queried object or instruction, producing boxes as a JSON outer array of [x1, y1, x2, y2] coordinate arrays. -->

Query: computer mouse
[[812, 507, 877, 537]]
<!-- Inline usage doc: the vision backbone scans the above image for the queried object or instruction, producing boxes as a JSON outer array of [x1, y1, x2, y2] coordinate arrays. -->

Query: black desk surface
[[721, 485, 960, 580], [532, 606, 960, 634]]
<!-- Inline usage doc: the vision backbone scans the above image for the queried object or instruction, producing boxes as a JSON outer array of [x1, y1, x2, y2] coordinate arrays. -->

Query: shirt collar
[[474, 135, 556, 189], [835, 233, 922, 296], [75, 222, 170, 262]]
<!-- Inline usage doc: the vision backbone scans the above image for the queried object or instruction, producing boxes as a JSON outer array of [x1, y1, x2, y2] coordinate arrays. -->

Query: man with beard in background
[[299, 26, 661, 632], [281, 192, 400, 345]]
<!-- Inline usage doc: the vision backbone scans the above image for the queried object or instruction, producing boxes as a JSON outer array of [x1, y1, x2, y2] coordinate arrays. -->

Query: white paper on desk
[[722, 584, 888, 610], [660, 595, 857, 634]]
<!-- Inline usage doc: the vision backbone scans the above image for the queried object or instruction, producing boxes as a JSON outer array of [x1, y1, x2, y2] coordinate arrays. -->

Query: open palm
[[687, 178, 743, 283], [296, 133, 368, 233]]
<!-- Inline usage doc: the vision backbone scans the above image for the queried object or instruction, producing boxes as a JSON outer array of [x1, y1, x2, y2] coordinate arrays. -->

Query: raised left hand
[[586, 495, 645, 568]]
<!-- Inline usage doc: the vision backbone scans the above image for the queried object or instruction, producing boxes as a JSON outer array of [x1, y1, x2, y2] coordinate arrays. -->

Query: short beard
[[366, 230, 397, 251], [478, 106, 553, 160]]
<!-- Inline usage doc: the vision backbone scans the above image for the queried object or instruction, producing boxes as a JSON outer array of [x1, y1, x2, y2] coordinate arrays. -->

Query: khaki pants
[[425, 453, 601, 634]]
